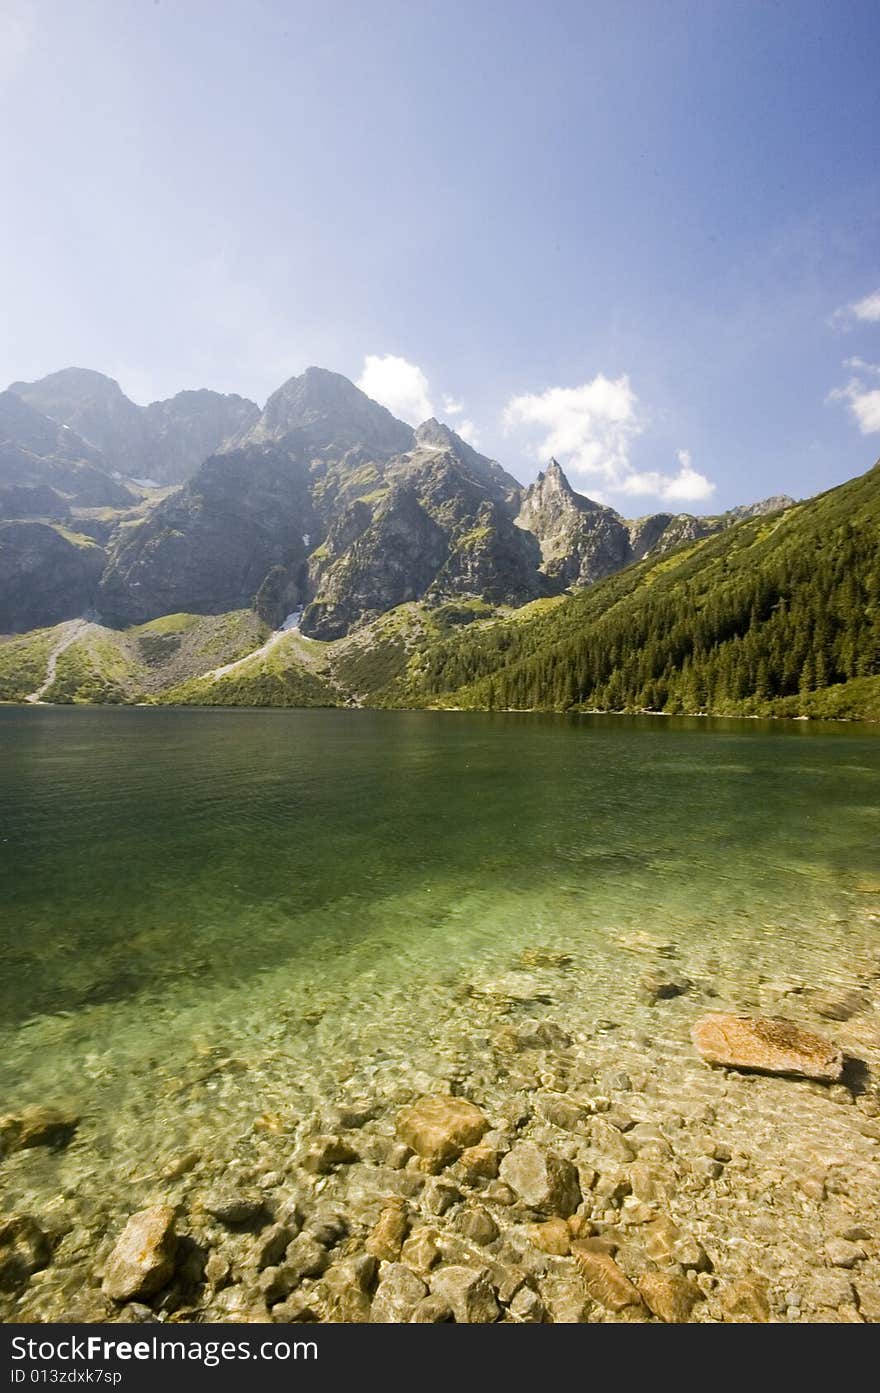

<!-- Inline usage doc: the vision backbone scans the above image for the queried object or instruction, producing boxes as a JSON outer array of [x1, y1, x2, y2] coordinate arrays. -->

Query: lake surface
[[1, 706, 879, 1321]]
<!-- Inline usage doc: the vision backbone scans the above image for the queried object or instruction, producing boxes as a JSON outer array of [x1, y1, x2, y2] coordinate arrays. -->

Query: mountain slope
[[394, 459, 880, 719]]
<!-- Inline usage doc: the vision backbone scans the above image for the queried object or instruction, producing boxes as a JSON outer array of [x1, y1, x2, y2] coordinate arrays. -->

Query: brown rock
[[457, 1207, 499, 1246], [720, 1277, 771, 1322], [0, 1106, 79, 1156], [691, 1013, 843, 1081], [397, 1096, 488, 1170], [365, 1200, 410, 1262], [638, 1272, 701, 1322], [101, 1206, 177, 1302], [571, 1244, 643, 1312], [321, 1254, 377, 1322], [457, 1142, 501, 1183], [527, 1218, 571, 1256]]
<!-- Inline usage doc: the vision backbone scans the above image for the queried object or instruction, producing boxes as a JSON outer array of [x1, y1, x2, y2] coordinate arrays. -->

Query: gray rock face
[[0, 521, 104, 632], [248, 366, 414, 458], [517, 457, 794, 589], [98, 446, 316, 624], [515, 459, 632, 587], [142, 390, 259, 483]]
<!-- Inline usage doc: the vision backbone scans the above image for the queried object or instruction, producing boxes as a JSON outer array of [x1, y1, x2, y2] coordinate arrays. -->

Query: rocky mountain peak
[[246, 367, 415, 457], [414, 418, 459, 450]]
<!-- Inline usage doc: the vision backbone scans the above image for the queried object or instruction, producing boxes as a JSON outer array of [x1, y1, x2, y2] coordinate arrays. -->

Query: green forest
[[402, 462, 880, 720]]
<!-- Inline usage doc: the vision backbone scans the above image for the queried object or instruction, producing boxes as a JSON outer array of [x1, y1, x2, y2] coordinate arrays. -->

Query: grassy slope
[[4, 611, 268, 704], [0, 628, 57, 701]]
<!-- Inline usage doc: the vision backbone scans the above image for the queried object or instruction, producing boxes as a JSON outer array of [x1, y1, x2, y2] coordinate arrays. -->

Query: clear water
[[1, 706, 879, 1316]]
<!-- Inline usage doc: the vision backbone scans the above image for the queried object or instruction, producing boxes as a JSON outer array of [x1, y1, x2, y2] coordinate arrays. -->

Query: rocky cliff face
[[9, 368, 258, 485], [0, 521, 104, 631], [515, 459, 631, 586], [142, 389, 259, 483], [518, 457, 795, 584]]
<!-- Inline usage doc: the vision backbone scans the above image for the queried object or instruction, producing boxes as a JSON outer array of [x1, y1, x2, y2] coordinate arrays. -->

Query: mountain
[[0, 361, 801, 655], [516, 457, 796, 587], [9, 368, 258, 485], [2, 457, 874, 717], [397, 459, 880, 720], [97, 368, 540, 633], [0, 390, 134, 508]]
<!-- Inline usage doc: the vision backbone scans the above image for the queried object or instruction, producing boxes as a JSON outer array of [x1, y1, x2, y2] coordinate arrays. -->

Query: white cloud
[[844, 356, 880, 375], [616, 450, 716, 504], [357, 353, 434, 425], [503, 374, 716, 502], [853, 289, 880, 323], [357, 355, 483, 445], [829, 362, 880, 434], [831, 287, 880, 328], [456, 419, 480, 448]]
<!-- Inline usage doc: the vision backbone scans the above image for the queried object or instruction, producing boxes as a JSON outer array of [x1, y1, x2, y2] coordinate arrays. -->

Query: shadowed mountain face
[[0, 364, 796, 636], [0, 520, 105, 632], [9, 368, 258, 485]]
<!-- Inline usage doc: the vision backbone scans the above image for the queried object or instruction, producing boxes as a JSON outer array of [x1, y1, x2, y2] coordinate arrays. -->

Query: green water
[[1, 705, 878, 1146]]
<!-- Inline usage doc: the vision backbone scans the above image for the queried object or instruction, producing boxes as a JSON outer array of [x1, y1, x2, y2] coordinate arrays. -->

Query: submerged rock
[[0, 1105, 79, 1156], [691, 1013, 844, 1081], [429, 1264, 500, 1323], [805, 987, 871, 1022], [203, 1188, 269, 1226], [571, 1244, 643, 1313], [638, 1272, 701, 1323], [397, 1096, 488, 1169], [719, 1277, 771, 1323], [101, 1206, 177, 1302], [371, 1263, 428, 1322], [365, 1199, 410, 1262], [499, 1142, 581, 1216], [0, 1215, 51, 1293], [300, 1135, 358, 1174]]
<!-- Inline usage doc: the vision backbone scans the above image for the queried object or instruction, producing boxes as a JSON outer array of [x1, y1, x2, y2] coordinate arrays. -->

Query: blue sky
[[2, 0, 879, 510]]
